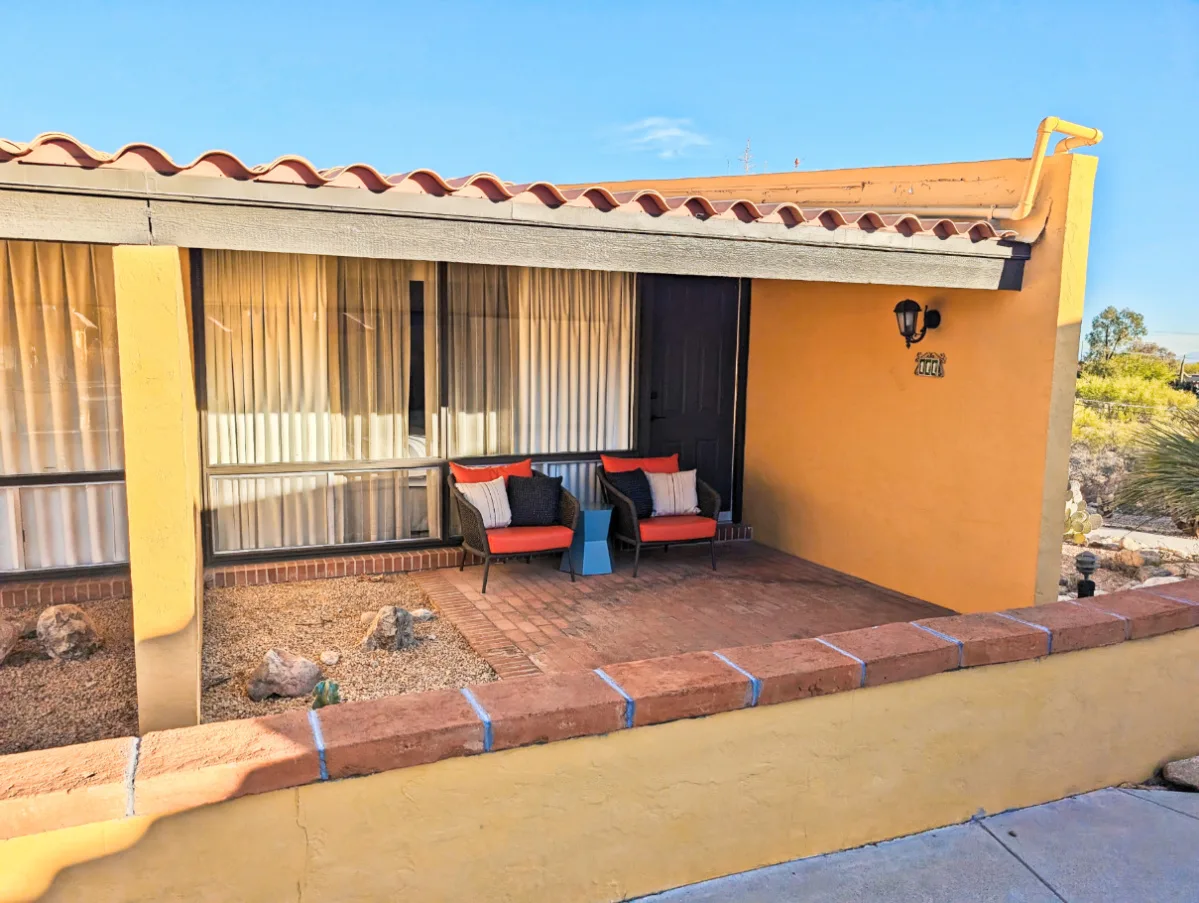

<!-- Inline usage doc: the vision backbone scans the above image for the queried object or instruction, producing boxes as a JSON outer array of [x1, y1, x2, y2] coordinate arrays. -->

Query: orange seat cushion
[[601, 453, 679, 474], [486, 525, 574, 554], [450, 459, 533, 484], [639, 515, 717, 543]]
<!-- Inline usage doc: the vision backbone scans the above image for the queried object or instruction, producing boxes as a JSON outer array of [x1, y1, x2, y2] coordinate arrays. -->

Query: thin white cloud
[[617, 117, 710, 159]]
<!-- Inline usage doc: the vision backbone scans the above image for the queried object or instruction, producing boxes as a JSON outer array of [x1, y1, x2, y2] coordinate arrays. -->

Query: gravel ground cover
[[0, 598, 137, 755], [0, 572, 494, 753], [201, 573, 496, 722]]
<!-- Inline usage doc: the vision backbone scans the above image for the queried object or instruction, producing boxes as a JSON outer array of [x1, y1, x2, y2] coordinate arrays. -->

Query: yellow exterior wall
[[4, 627, 1195, 903], [742, 153, 1096, 611], [113, 247, 203, 732]]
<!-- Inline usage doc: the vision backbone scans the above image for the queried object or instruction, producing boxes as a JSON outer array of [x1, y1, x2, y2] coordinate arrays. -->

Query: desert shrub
[[1075, 374, 1198, 412], [1117, 409, 1199, 536], [1071, 405, 1146, 451], [1082, 354, 1179, 383]]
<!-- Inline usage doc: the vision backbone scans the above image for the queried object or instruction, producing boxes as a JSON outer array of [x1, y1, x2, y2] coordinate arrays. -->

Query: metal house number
[[914, 352, 945, 378]]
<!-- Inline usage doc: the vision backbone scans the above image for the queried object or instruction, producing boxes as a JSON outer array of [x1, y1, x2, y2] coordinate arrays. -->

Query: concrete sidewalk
[[636, 788, 1199, 902]]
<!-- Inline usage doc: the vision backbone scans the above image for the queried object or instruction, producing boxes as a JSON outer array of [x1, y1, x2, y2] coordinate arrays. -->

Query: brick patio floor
[[413, 541, 953, 678]]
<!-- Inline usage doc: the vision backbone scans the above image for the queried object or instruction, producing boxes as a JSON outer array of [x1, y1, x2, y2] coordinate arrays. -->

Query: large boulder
[[246, 649, 323, 702], [0, 620, 19, 666], [1163, 756, 1199, 791], [361, 606, 417, 651], [36, 605, 102, 661]]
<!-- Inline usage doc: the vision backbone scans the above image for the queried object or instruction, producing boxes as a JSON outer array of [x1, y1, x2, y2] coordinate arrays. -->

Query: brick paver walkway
[[414, 542, 952, 678]]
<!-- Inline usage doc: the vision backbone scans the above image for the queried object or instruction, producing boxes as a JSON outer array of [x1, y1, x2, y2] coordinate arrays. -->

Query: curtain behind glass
[[0, 240, 128, 571], [445, 263, 514, 457], [510, 267, 634, 454], [446, 264, 635, 457], [203, 251, 438, 551]]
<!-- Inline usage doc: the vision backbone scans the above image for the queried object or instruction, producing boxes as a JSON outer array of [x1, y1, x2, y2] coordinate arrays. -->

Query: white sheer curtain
[[445, 264, 514, 457], [446, 264, 635, 457], [203, 251, 439, 552], [0, 240, 128, 572], [510, 267, 635, 454]]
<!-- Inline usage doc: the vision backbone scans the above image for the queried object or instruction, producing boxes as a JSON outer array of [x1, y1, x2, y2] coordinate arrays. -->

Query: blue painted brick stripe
[[910, 622, 965, 667], [460, 688, 493, 752], [594, 668, 635, 729], [307, 709, 329, 781], [815, 637, 867, 687], [995, 611, 1054, 654], [711, 652, 762, 706]]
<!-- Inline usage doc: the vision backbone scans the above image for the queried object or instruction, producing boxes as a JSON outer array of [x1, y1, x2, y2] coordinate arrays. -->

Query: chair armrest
[[598, 470, 640, 540], [449, 480, 490, 554], [697, 479, 721, 520], [558, 487, 581, 532]]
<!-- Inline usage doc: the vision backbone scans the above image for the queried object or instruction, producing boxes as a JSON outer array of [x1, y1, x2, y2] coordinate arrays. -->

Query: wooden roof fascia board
[[0, 163, 1028, 290]]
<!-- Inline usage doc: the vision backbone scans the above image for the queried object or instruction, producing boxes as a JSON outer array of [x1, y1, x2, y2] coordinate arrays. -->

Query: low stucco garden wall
[[1, 580, 1197, 902]]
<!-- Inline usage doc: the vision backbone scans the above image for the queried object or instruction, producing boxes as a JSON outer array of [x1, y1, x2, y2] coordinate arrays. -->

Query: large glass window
[[200, 253, 637, 556], [445, 264, 635, 457], [0, 240, 128, 573], [202, 251, 441, 553]]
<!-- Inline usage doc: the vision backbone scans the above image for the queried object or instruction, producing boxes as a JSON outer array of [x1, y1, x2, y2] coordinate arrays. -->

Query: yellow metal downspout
[[841, 117, 1103, 222], [1007, 116, 1104, 219]]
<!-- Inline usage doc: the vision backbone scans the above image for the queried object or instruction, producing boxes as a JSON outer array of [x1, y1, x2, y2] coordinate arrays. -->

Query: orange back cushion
[[601, 453, 679, 474], [450, 459, 534, 484]]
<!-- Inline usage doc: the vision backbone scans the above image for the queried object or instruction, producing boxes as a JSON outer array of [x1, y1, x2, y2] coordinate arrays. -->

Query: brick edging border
[[8, 576, 1191, 845], [0, 526, 754, 610]]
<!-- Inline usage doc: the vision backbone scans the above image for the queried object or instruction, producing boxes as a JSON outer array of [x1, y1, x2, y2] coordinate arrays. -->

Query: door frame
[[635, 274, 751, 523]]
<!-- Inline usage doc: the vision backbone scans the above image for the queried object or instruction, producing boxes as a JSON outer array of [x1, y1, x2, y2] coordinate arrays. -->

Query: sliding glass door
[[201, 251, 442, 554], [0, 240, 129, 573], [199, 251, 637, 557]]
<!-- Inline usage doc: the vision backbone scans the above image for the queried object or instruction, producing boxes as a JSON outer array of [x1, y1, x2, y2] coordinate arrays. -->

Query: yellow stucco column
[[113, 247, 203, 733]]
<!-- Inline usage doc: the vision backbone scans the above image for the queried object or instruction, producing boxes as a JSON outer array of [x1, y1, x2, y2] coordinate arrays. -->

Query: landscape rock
[[16, 611, 38, 639], [1139, 549, 1164, 566], [36, 605, 102, 661], [1107, 549, 1144, 574], [1139, 575, 1184, 588], [0, 620, 19, 666], [320, 650, 340, 666], [1163, 756, 1199, 791], [1120, 536, 1142, 552], [1090, 541, 1122, 552], [247, 648, 323, 701], [361, 606, 417, 651], [410, 608, 437, 622]]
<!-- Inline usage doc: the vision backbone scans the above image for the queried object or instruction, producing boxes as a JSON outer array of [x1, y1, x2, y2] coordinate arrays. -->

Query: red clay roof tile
[[0, 132, 1019, 241]]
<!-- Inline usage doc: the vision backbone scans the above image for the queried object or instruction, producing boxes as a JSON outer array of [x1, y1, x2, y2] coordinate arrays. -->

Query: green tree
[[1084, 306, 1147, 362]]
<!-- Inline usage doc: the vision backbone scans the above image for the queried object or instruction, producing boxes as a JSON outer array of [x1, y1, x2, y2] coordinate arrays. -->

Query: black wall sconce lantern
[[893, 299, 941, 348]]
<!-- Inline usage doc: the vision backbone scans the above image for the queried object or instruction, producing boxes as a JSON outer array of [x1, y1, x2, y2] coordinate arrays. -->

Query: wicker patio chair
[[596, 466, 720, 577], [449, 471, 580, 593]]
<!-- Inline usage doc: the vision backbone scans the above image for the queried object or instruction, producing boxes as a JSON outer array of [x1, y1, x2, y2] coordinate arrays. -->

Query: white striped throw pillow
[[457, 476, 512, 529], [645, 469, 701, 517]]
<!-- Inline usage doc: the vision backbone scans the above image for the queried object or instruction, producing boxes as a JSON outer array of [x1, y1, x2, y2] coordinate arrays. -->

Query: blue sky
[[2, 1, 1196, 356]]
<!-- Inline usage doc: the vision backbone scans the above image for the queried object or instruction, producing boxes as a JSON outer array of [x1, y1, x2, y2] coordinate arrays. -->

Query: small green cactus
[[1064, 481, 1103, 545], [311, 679, 341, 709]]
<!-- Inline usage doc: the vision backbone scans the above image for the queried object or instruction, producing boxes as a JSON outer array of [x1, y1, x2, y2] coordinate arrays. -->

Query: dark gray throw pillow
[[506, 474, 562, 527], [604, 469, 653, 519]]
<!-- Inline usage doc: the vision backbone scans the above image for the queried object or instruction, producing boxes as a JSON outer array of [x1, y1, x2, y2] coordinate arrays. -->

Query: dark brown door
[[641, 274, 742, 513]]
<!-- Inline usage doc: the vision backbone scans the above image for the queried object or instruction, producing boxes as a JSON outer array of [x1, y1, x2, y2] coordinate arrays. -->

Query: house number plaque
[[914, 352, 945, 378]]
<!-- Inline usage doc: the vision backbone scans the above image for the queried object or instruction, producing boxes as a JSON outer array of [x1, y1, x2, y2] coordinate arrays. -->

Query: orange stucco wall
[[741, 153, 1097, 612]]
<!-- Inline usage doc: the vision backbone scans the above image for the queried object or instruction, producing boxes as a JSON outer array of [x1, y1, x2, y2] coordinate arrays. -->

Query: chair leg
[[663, 544, 669, 555], [567, 549, 576, 583], [481, 557, 491, 594], [709, 537, 717, 571], [633, 543, 641, 578], [459, 550, 466, 571]]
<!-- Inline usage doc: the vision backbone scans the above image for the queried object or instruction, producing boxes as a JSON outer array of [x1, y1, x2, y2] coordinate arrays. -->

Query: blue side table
[[561, 507, 613, 576]]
